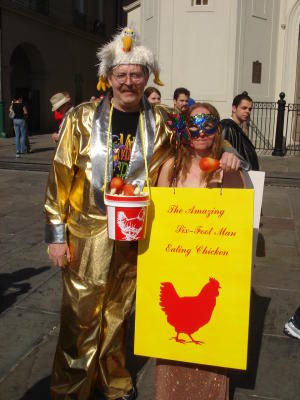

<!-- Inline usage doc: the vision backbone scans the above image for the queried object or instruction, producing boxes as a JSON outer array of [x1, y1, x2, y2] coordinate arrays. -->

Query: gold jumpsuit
[[44, 97, 172, 400]]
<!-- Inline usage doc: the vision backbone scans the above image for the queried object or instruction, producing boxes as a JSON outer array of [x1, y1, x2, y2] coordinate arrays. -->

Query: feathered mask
[[167, 111, 192, 147], [167, 111, 191, 187]]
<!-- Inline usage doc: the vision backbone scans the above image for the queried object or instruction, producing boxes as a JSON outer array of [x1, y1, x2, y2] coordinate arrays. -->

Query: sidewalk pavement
[[0, 133, 55, 170], [0, 134, 300, 400]]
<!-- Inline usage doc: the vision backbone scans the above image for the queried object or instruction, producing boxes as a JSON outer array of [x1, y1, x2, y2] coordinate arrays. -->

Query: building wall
[[126, 2, 142, 32], [1, 0, 125, 136], [2, 8, 100, 135], [139, 0, 239, 118], [49, 0, 74, 25], [235, 0, 280, 102], [127, 0, 283, 116], [275, 0, 300, 104]]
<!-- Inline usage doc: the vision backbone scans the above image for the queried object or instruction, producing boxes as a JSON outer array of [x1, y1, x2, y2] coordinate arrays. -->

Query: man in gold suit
[[45, 28, 242, 400]]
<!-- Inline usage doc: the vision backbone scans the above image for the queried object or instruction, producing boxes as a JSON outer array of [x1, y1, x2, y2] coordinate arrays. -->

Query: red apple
[[122, 183, 135, 196], [110, 177, 124, 194], [199, 157, 220, 173]]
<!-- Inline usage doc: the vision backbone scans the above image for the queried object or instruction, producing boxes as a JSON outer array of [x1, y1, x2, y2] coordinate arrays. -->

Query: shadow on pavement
[[0, 266, 50, 313], [29, 147, 55, 154], [229, 289, 271, 399], [20, 376, 51, 400]]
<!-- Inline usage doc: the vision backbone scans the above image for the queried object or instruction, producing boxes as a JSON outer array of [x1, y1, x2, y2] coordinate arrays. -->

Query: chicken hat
[[96, 27, 164, 91]]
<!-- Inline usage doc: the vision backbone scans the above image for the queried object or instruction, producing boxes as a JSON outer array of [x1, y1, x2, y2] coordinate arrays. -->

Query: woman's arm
[[222, 170, 245, 188], [23, 105, 28, 116]]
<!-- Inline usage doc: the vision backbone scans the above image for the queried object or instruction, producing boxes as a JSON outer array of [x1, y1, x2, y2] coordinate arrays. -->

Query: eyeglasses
[[188, 114, 219, 137], [111, 72, 145, 84]]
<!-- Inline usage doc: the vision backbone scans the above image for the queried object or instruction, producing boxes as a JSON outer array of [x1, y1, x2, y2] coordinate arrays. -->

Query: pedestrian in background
[[188, 97, 196, 107], [144, 86, 161, 105], [9, 94, 28, 158], [173, 87, 190, 112], [221, 92, 259, 171], [49, 91, 72, 143], [90, 89, 106, 102]]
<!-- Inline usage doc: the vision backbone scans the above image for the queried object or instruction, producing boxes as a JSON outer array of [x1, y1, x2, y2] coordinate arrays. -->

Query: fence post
[[272, 92, 286, 156]]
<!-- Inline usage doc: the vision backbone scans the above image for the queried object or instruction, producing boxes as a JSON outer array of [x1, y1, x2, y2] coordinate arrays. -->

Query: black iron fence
[[249, 92, 300, 155], [285, 103, 300, 154], [248, 100, 277, 151]]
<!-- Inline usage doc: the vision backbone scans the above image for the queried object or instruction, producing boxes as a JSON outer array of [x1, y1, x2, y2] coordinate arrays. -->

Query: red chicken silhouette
[[117, 209, 145, 240], [160, 278, 221, 345]]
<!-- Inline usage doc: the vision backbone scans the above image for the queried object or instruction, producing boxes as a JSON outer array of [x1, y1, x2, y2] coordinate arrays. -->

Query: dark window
[[195, 0, 209, 5]]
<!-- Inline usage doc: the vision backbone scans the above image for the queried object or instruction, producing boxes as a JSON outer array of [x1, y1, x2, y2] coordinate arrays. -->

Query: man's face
[[232, 99, 252, 124], [174, 94, 189, 112], [107, 64, 148, 112], [58, 102, 71, 115]]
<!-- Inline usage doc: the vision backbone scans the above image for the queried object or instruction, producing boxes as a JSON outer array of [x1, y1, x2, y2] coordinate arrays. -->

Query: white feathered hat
[[96, 27, 163, 91]]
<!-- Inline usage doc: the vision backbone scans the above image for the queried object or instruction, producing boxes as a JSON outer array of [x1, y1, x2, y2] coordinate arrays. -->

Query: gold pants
[[50, 237, 137, 400]]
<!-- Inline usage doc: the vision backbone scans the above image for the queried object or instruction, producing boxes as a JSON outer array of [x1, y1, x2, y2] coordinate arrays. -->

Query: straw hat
[[50, 93, 70, 112], [96, 27, 163, 91]]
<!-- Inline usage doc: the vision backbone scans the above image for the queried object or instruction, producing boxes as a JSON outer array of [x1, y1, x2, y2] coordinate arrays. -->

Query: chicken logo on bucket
[[160, 277, 221, 345], [116, 208, 146, 241]]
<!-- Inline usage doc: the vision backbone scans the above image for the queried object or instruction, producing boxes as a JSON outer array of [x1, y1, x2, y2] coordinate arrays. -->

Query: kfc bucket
[[104, 193, 150, 241]]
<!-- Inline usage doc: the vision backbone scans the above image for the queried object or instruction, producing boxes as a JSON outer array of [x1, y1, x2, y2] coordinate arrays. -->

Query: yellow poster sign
[[135, 187, 254, 370]]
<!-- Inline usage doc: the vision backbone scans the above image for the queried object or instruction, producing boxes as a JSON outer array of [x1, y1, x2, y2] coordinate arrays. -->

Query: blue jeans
[[14, 118, 27, 153]]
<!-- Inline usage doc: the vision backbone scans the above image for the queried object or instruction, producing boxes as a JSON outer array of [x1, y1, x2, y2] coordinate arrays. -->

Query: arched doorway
[[10, 43, 45, 132]]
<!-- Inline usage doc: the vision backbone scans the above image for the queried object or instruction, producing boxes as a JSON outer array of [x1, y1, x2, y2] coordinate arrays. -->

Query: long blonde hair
[[168, 102, 224, 185]]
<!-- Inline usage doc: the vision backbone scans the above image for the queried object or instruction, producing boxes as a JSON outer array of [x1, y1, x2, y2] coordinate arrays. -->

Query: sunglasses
[[189, 114, 219, 137]]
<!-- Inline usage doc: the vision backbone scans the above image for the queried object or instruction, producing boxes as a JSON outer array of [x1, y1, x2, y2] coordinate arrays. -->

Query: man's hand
[[52, 132, 59, 143], [48, 243, 71, 268], [219, 152, 241, 172]]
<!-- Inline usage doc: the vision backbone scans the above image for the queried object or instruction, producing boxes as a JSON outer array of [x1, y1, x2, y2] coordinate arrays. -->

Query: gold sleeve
[[44, 113, 77, 243], [150, 104, 174, 186]]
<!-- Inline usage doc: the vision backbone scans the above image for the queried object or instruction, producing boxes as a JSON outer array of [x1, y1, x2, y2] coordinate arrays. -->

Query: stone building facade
[[125, 0, 300, 119], [0, 0, 127, 135]]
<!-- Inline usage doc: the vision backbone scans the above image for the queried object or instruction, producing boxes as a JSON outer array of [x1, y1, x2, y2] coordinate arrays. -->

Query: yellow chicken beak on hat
[[122, 28, 135, 52], [123, 36, 132, 52]]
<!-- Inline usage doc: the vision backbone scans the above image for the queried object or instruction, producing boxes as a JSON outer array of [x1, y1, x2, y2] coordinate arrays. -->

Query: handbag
[[9, 110, 15, 119]]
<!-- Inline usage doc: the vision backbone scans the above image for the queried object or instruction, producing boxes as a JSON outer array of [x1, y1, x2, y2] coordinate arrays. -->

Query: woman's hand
[[48, 243, 71, 268], [219, 152, 240, 172]]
